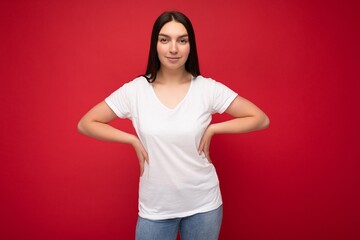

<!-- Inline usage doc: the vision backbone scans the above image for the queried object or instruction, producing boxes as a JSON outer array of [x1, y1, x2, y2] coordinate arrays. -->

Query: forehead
[[159, 21, 188, 36]]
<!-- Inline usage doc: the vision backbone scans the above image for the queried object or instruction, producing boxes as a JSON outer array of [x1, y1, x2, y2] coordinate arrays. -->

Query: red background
[[1, 0, 359, 239]]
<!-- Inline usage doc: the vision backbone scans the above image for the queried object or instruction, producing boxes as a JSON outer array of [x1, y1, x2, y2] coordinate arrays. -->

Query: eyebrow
[[158, 33, 189, 38]]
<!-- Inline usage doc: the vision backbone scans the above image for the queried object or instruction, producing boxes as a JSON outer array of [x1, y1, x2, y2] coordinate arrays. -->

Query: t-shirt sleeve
[[104, 82, 132, 119], [211, 80, 238, 114]]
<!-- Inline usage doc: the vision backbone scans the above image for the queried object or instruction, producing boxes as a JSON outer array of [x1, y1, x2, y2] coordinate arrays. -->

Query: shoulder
[[117, 76, 150, 93], [194, 75, 234, 90], [125, 76, 149, 88], [194, 75, 215, 83], [193, 75, 217, 88], [193, 75, 237, 98], [193, 75, 225, 93], [108, 76, 149, 99]]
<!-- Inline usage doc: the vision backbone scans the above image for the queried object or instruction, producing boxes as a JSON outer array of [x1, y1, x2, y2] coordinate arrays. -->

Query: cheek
[[156, 43, 165, 55], [179, 44, 190, 54], [183, 45, 190, 57]]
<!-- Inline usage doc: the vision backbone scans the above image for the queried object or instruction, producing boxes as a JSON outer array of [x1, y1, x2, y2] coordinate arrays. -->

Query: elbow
[[77, 118, 86, 135], [260, 114, 270, 130]]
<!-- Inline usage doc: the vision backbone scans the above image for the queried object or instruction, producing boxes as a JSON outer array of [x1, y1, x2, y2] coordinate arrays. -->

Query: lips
[[166, 57, 180, 60], [166, 57, 180, 61]]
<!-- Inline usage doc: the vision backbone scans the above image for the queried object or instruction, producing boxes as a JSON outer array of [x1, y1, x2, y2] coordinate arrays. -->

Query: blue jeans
[[135, 205, 223, 240]]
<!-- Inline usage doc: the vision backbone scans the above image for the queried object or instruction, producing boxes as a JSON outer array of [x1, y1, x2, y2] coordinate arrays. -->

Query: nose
[[169, 41, 178, 54]]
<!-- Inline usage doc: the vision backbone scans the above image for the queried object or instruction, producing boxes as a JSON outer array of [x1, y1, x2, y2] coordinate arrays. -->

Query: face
[[157, 21, 190, 71]]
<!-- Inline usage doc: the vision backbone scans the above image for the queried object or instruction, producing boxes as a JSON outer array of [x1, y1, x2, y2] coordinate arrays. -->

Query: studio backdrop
[[1, 0, 358, 239]]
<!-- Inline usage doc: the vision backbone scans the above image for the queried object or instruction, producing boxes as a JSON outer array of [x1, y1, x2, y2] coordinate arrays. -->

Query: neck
[[156, 68, 190, 84]]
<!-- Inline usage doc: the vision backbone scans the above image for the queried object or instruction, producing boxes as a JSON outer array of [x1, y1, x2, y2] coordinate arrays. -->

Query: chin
[[167, 65, 185, 71]]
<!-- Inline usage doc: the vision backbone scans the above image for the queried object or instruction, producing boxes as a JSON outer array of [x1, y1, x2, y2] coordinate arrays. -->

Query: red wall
[[1, 0, 358, 239]]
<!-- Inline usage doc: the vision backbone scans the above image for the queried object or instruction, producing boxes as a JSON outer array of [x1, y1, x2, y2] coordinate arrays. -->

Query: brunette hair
[[143, 11, 200, 82]]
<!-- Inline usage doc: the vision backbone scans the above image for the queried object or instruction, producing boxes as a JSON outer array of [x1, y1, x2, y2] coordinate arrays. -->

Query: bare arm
[[198, 96, 270, 161], [77, 101, 136, 143], [77, 101, 148, 175], [211, 95, 269, 134]]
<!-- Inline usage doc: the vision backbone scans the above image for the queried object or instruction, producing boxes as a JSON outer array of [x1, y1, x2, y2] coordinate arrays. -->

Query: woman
[[78, 11, 269, 240]]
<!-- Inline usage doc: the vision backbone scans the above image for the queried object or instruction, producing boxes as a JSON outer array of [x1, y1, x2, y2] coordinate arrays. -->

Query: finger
[[143, 150, 149, 163], [198, 139, 205, 154], [203, 142, 212, 163], [139, 157, 145, 176], [206, 153, 212, 163], [137, 143, 149, 163]]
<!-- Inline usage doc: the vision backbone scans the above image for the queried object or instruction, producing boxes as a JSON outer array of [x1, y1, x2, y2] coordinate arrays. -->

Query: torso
[[104, 75, 238, 220], [151, 73, 193, 109]]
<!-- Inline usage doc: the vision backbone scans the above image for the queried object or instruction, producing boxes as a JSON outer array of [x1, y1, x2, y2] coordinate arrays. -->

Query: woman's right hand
[[77, 101, 149, 176], [131, 138, 149, 176]]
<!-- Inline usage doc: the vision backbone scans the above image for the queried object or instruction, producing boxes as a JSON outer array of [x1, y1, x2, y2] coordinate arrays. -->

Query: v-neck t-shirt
[[105, 75, 238, 220]]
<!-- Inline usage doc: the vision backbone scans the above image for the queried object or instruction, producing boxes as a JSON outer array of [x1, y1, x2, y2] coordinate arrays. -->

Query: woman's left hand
[[198, 125, 215, 163]]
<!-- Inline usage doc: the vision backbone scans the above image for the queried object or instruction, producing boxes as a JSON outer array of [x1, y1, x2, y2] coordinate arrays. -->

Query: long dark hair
[[143, 11, 200, 83]]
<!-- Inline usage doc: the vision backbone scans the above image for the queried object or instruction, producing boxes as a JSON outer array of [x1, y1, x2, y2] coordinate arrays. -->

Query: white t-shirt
[[105, 75, 238, 220]]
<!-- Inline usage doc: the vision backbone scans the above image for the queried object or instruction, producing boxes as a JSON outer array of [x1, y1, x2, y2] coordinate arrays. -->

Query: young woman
[[78, 11, 269, 240]]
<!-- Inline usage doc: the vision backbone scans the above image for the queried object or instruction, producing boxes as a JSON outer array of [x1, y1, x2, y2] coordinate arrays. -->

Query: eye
[[179, 38, 189, 44], [159, 38, 169, 43]]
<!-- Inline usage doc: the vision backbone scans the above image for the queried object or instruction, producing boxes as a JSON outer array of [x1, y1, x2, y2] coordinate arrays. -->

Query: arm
[[77, 101, 148, 175], [198, 96, 270, 161], [211, 95, 269, 134], [78, 101, 138, 143]]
